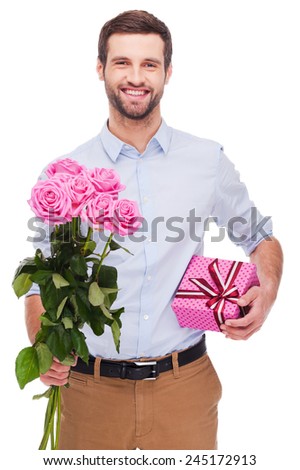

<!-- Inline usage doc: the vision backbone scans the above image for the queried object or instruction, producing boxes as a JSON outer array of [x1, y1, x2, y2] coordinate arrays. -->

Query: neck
[[107, 105, 162, 154]]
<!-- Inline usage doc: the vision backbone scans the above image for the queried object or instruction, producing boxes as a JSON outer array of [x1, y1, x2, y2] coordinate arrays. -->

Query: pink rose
[[105, 199, 143, 236], [88, 168, 125, 198], [46, 158, 86, 178], [65, 174, 95, 217], [28, 179, 72, 225], [84, 193, 114, 228]]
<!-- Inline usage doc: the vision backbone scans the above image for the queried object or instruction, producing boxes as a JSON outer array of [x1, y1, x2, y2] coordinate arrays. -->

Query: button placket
[[135, 156, 157, 357]]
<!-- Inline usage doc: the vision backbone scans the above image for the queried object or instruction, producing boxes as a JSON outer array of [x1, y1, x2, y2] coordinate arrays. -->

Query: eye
[[144, 63, 157, 68], [115, 61, 129, 66]]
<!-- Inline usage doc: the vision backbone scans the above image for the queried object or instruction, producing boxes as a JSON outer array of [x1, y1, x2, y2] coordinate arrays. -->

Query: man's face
[[98, 33, 172, 121]]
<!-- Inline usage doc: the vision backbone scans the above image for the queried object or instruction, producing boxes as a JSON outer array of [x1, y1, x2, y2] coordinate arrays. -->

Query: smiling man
[[101, 34, 170, 124], [97, 20, 172, 153], [25, 10, 283, 450]]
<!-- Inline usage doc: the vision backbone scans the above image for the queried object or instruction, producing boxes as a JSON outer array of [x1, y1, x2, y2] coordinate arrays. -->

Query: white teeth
[[124, 89, 146, 96]]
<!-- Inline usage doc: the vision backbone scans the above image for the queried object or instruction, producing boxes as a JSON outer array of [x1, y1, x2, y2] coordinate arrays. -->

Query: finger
[[223, 309, 261, 337], [237, 286, 260, 307], [72, 355, 78, 366], [45, 367, 70, 377], [54, 354, 78, 366], [224, 313, 255, 328], [51, 358, 72, 373], [40, 374, 69, 387], [224, 325, 261, 341], [40, 366, 70, 386], [42, 368, 69, 381]]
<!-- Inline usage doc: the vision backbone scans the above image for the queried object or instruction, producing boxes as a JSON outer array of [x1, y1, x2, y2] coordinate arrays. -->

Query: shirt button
[[147, 237, 152, 243], [143, 314, 149, 320], [143, 196, 149, 203], [147, 275, 152, 281]]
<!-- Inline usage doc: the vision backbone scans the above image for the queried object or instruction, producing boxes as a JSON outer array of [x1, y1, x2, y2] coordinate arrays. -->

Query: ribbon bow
[[176, 258, 243, 327]]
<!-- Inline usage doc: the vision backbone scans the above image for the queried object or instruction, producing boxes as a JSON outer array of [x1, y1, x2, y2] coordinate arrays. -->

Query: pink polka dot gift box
[[171, 256, 260, 332]]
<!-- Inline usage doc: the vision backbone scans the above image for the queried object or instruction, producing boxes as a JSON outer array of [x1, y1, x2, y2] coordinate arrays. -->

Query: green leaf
[[13, 257, 37, 280], [70, 295, 79, 318], [100, 304, 113, 320], [111, 320, 121, 353], [110, 306, 125, 320], [97, 265, 117, 288], [34, 249, 47, 269], [35, 326, 50, 344], [88, 282, 105, 306], [36, 342, 53, 374], [33, 387, 53, 400], [101, 287, 120, 309], [95, 265, 119, 306], [45, 325, 72, 362], [56, 296, 68, 319], [15, 347, 40, 389], [30, 270, 53, 285], [71, 328, 89, 364], [70, 254, 88, 277], [61, 354, 76, 366], [40, 315, 58, 327], [85, 256, 100, 265], [62, 317, 73, 329], [62, 268, 76, 286], [54, 244, 74, 268], [12, 273, 33, 298], [40, 281, 70, 320], [83, 240, 96, 254], [109, 238, 133, 255], [88, 307, 105, 336], [101, 287, 119, 295], [109, 239, 122, 251], [52, 273, 70, 289], [74, 288, 93, 323]]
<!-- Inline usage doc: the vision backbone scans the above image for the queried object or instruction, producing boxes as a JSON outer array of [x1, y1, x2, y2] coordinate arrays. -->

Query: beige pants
[[59, 352, 222, 450]]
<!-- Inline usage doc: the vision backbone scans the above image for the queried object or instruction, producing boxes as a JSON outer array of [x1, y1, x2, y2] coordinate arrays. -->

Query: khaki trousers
[[59, 352, 222, 450]]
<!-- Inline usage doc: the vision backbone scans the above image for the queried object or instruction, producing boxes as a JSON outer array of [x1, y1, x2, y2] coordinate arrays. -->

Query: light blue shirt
[[28, 120, 272, 359]]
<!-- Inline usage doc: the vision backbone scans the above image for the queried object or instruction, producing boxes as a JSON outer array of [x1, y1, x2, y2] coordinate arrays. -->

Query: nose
[[126, 65, 145, 87]]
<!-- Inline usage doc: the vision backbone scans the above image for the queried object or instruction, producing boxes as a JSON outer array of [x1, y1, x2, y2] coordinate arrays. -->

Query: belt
[[72, 335, 206, 381]]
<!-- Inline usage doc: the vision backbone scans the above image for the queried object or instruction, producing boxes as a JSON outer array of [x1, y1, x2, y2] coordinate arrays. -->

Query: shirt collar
[[99, 119, 172, 162]]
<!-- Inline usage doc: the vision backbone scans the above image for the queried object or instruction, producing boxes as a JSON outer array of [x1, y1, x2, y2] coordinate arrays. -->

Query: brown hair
[[98, 10, 172, 72]]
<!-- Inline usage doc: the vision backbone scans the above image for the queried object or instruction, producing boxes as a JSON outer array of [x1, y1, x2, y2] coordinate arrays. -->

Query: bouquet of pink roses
[[12, 158, 142, 450]]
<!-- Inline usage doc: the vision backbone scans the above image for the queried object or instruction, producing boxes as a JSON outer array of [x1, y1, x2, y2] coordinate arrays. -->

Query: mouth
[[120, 87, 150, 100]]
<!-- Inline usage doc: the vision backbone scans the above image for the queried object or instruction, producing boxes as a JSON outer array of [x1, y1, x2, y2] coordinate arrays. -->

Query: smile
[[121, 88, 150, 98]]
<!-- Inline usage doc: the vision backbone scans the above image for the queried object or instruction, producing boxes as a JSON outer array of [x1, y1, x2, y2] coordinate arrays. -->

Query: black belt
[[73, 335, 206, 381]]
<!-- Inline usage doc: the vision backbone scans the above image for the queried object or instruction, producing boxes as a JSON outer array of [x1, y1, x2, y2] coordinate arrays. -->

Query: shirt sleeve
[[211, 149, 273, 256]]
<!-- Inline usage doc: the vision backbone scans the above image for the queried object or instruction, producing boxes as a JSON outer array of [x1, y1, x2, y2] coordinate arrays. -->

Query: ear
[[165, 64, 173, 84], [96, 58, 105, 81]]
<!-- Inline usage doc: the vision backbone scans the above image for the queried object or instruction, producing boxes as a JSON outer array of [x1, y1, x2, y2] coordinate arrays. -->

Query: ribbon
[[175, 258, 243, 327]]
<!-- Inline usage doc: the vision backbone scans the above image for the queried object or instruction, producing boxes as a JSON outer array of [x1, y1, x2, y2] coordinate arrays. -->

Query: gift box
[[171, 256, 260, 332]]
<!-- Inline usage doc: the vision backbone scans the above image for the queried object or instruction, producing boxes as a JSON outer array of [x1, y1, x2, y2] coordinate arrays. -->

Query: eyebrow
[[111, 56, 162, 65]]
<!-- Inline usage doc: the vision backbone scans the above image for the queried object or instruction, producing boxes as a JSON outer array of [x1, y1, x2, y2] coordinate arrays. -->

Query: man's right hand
[[40, 356, 77, 386]]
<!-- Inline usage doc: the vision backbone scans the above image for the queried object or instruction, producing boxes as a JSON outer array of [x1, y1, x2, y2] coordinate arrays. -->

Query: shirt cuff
[[241, 229, 273, 256], [26, 282, 40, 297]]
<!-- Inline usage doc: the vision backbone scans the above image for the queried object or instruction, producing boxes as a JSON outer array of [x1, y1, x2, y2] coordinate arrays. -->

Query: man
[[25, 10, 283, 450]]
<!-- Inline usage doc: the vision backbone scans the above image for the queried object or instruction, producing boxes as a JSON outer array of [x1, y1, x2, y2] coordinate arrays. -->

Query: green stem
[[51, 423, 55, 450], [38, 386, 59, 450], [96, 233, 113, 281], [72, 217, 78, 240], [82, 226, 93, 255], [55, 387, 61, 450]]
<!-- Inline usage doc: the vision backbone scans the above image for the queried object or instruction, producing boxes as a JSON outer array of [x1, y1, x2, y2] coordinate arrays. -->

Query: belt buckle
[[134, 361, 158, 380]]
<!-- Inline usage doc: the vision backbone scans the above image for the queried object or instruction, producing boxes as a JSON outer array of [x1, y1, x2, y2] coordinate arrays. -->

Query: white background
[[1, 0, 299, 468]]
